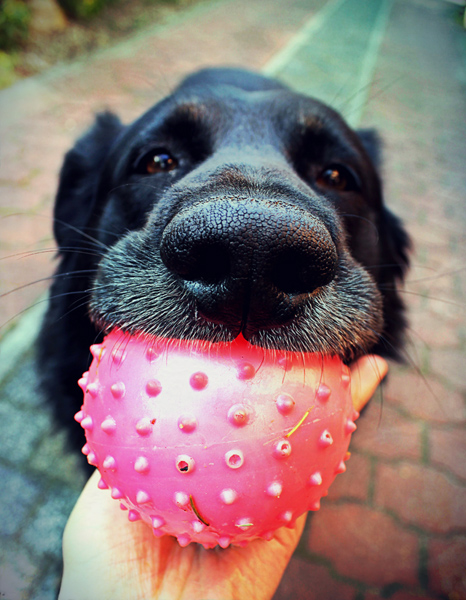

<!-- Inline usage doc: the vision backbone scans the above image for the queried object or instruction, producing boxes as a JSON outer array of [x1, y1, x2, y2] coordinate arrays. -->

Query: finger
[[350, 355, 388, 412]]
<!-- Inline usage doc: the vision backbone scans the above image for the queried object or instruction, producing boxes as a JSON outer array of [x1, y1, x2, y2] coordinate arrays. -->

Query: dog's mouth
[[90, 227, 384, 363], [90, 197, 385, 361], [90, 276, 383, 362]]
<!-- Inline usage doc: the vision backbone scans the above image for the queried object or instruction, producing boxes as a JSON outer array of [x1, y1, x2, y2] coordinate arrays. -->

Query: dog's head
[[40, 68, 409, 438]]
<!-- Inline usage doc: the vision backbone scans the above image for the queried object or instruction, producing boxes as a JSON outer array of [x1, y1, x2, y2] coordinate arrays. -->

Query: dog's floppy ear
[[375, 205, 411, 359], [357, 128, 383, 169], [357, 128, 410, 276], [361, 131, 411, 358], [357, 129, 411, 357], [54, 111, 123, 251], [381, 207, 411, 282]]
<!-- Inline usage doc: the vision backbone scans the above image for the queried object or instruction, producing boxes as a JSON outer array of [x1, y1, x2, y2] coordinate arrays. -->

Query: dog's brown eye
[[317, 164, 359, 192], [136, 149, 178, 175], [146, 152, 177, 174]]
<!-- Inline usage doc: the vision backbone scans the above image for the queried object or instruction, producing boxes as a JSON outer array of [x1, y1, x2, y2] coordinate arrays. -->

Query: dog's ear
[[357, 128, 383, 169], [54, 111, 123, 251], [375, 205, 411, 359], [357, 129, 412, 357], [381, 207, 411, 282], [357, 127, 410, 277]]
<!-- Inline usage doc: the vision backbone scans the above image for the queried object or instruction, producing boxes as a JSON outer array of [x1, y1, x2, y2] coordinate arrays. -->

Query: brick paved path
[[0, 0, 465, 598]]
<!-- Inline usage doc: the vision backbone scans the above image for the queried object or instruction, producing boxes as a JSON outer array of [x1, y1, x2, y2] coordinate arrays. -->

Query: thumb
[[350, 355, 388, 412]]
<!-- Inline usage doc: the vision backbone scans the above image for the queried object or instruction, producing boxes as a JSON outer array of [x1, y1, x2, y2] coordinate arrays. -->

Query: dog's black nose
[[160, 199, 337, 334]]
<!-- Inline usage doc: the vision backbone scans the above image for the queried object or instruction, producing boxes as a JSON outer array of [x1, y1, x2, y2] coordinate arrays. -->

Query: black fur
[[38, 68, 410, 455]]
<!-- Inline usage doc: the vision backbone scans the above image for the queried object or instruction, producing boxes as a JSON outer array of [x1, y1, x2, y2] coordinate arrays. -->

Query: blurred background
[[0, 0, 465, 598]]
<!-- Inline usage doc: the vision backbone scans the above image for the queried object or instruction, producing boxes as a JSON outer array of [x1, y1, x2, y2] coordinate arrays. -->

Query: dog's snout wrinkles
[[160, 199, 338, 334]]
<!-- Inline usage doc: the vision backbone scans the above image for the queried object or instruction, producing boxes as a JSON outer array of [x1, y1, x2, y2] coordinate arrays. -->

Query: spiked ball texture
[[76, 330, 358, 549]]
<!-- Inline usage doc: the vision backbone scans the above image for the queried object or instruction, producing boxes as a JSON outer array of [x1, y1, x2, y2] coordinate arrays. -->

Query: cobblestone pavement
[[0, 0, 465, 598]]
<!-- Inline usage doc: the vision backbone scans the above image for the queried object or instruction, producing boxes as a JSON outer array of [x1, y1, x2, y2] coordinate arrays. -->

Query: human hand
[[58, 355, 387, 600]]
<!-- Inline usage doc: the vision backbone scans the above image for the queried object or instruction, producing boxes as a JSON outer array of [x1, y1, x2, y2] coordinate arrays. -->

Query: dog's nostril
[[184, 244, 230, 285], [160, 231, 231, 286], [271, 247, 337, 296], [271, 251, 305, 295]]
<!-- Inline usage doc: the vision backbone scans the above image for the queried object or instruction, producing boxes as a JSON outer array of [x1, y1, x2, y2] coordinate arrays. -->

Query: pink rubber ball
[[76, 330, 358, 549]]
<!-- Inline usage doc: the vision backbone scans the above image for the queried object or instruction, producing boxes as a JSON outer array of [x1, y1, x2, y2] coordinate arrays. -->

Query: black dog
[[38, 68, 410, 455]]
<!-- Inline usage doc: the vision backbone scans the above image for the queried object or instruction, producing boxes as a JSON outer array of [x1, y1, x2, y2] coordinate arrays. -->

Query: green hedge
[[0, 0, 31, 51], [57, 0, 110, 19]]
